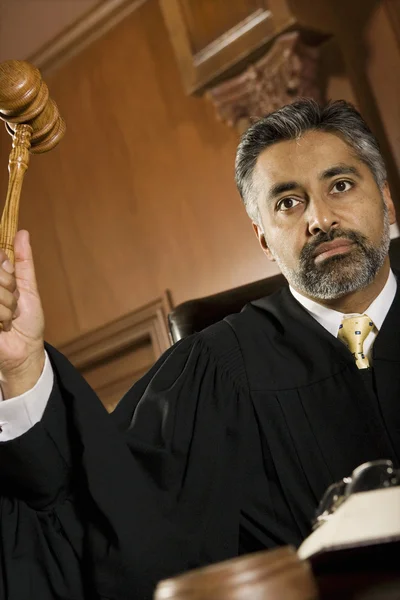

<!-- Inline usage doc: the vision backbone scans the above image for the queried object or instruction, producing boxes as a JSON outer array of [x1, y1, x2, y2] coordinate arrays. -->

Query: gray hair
[[235, 99, 387, 225]]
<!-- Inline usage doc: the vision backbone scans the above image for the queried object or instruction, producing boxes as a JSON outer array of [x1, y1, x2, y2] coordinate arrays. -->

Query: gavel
[[0, 60, 65, 263]]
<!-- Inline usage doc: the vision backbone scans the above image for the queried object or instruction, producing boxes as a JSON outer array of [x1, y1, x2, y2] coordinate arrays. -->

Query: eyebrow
[[268, 181, 299, 200], [320, 164, 361, 180], [267, 164, 361, 201]]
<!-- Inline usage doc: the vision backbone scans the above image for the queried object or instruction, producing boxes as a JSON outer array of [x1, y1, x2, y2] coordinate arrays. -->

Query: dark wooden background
[[0, 0, 398, 354]]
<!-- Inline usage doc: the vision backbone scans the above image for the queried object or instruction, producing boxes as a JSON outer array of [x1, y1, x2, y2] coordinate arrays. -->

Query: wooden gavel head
[[155, 547, 318, 600], [0, 60, 65, 153]]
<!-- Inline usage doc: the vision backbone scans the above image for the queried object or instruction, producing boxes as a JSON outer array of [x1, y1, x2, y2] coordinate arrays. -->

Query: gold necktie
[[338, 315, 374, 369]]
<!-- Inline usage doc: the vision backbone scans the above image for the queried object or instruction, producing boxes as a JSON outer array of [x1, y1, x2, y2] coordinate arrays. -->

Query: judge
[[0, 99, 398, 600]]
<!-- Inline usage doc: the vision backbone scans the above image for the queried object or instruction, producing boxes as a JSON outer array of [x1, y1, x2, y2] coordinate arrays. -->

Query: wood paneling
[[60, 293, 171, 411], [385, 0, 400, 48], [29, 0, 148, 75], [363, 2, 400, 187], [180, 0, 268, 54], [0, 0, 275, 347], [0, 0, 100, 63], [159, 0, 295, 94], [0, 0, 361, 351], [318, 38, 357, 108], [85, 342, 153, 411]]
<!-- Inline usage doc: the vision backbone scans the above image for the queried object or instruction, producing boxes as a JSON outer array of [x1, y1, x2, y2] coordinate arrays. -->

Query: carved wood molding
[[60, 291, 172, 370], [160, 0, 296, 95], [207, 31, 323, 130], [28, 0, 148, 75], [59, 291, 172, 411]]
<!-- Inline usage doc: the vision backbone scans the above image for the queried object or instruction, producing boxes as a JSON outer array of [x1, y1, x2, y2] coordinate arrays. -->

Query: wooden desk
[[154, 540, 400, 600]]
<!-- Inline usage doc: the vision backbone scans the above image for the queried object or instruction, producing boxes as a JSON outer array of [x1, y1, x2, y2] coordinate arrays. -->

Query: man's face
[[252, 130, 396, 300]]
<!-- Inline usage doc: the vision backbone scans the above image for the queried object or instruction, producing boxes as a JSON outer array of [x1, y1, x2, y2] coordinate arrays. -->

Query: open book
[[298, 485, 400, 560]]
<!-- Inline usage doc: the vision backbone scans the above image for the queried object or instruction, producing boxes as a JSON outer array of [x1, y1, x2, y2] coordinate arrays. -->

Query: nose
[[307, 198, 339, 236]]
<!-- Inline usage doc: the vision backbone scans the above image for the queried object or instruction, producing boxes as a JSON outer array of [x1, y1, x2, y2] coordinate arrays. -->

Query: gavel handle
[[0, 124, 32, 264]]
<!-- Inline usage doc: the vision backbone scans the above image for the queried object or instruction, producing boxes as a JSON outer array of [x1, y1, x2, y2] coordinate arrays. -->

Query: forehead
[[255, 130, 365, 184]]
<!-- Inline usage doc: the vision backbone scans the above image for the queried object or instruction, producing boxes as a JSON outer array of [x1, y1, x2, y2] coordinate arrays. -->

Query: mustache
[[300, 229, 367, 263]]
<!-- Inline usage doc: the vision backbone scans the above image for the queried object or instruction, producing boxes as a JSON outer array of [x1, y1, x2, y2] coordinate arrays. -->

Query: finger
[[0, 305, 15, 332], [0, 291, 17, 330], [14, 230, 39, 292], [0, 287, 18, 317], [2, 320, 12, 333], [12, 306, 21, 320], [0, 250, 11, 266], [0, 260, 17, 294]]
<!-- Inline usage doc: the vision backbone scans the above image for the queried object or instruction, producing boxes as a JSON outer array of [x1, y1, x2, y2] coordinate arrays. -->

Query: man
[[0, 99, 398, 600]]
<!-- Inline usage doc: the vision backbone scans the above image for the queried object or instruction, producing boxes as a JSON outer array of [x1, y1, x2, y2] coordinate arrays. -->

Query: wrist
[[0, 349, 46, 399]]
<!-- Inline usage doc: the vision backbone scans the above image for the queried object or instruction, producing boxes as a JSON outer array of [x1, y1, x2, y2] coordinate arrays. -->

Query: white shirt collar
[[289, 270, 397, 337]]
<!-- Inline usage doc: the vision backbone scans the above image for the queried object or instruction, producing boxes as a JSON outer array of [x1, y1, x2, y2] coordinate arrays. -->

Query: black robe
[[0, 284, 399, 600]]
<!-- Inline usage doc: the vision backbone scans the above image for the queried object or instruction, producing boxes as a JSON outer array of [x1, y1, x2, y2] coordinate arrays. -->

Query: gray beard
[[269, 209, 391, 300]]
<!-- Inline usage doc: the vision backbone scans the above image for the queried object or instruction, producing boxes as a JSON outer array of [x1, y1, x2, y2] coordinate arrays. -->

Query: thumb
[[14, 230, 38, 290]]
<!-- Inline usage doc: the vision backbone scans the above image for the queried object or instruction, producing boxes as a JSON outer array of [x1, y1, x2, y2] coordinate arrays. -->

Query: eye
[[331, 180, 353, 194], [277, 197, 301, 212]]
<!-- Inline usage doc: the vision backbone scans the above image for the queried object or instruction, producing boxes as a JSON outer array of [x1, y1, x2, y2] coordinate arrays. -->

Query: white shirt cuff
[[0, 351, 54, 441]]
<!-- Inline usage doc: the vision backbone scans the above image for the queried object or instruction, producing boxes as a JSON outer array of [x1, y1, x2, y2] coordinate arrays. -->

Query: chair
[[168, 236, 400, 344]]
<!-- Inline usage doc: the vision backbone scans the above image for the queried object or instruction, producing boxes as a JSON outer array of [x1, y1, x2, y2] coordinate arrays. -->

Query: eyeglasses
[[312, 459, 400, 530]]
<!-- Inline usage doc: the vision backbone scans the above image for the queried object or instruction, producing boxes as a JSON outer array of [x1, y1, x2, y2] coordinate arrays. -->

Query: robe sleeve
[[0, 324, 248, 600]]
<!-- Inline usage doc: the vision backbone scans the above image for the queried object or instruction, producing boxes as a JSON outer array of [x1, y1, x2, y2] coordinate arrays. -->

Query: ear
[[382, 182, 397, 225], [252, 222, 275, 262]]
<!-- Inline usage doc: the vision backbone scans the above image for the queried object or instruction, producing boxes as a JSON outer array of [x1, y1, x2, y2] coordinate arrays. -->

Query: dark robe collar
[[252, 270, 400, 365], [251, 284, 355, 369]]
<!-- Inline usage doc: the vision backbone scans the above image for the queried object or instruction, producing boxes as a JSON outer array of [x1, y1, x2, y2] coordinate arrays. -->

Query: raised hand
[[0, 230, 45, 398]]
